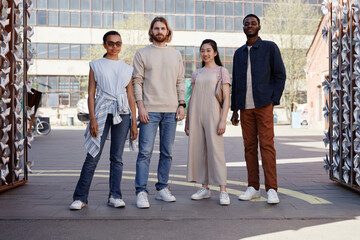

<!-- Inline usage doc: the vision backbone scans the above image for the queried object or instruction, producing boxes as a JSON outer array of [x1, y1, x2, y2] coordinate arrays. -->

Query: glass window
[[103, 0, 113, 11], [225, 2, 233, 16], [71, 12, 80, 26], [81, 0, 91, 10], [254, 4, 263, 17], [59, 11, 69, 26], [156, 0, 165, 13], [175, 16, 185, 30], [225, 48, 234, 61], [185, 16, 194, 30], [59, 93, 70, 106], [176, 46, 184, 58], [40, 92, 47, 106], [205, 2, 214, 15], [92, 12, 102, 27], [225, 18, 233, 31], [103, 13, 112, 27], [70, 0, 80, 9], [165, 0, 174, 13], [235, 17, 242, 32], [114, 13, 123, 24], [196, 1, 204, 14], [234, 3, 243, 16], [124, 0, 133, 12], [216, 2, 224, 15], [176, 1, 184, 13], [185, 0, 194, 14], [70, 45, 80, 59], [244, 3, 253, 15], [145, 0, 154, 12], [81, 44, 90, 59], [114, 0, 122, 11], [185, 46, 194, 61], [80, 77, 88, 92], [36, 76, 47, 92], [59, 77, 70, 91], [206, 17, 214, 31], [216, 17, 224, 31], [37, 11, 47, 25], [37, 0, 47, 8], [48, 93, 58, 107], [28, 12, 36, 25], [218, 47, 225, 62], [225, 62, 233, 76], [36, 43, 47, 58], [48, 11, 58, 26], [70, 93, 80, 107], [196, 16, 204, 30], [48, 0, 58, 9], [48, 44, 58, 58], [81, 12, 91, 27], [92, 0, 101, 10], [48, 76, 58, 91], [135, 0, 143, 12], [166, 15, 174, 29], [70, 77, 80, 90], [59, 0, 69, 9], [185, 62, 195, 76], [59, 44, 69, 59]]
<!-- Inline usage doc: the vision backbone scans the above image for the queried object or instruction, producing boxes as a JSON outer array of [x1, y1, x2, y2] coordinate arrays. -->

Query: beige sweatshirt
[[132, 44, 185, 112]]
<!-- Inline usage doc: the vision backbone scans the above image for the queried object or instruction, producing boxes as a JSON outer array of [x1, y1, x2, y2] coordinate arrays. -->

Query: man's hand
[[231, 111, 240, 126], [137, 101, 149, 123], [176, 106, 185, 121]]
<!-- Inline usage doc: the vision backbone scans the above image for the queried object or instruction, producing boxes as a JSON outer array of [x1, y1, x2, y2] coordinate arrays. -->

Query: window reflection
[[49, 11, 58, 26], [81, 12, 91, 27], [71, 12, 80, 26], [37, 11, 47, 25], [59, 11, 69, 26]]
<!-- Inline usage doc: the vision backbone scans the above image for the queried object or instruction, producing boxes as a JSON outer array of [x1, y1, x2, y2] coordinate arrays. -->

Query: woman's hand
[[217, 119, 226, 136], [130, 120, 138, 141], [184, 120, 189, 136], [89, 118, 98, 138]]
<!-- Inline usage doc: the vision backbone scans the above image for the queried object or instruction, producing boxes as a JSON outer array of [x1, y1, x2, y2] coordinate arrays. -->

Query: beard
[[152, 33, 167, 43], [245, 28, 260, 38]]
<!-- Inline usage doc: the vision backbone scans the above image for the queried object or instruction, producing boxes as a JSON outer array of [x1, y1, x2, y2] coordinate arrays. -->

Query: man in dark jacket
[[231, 14, 286, 204]]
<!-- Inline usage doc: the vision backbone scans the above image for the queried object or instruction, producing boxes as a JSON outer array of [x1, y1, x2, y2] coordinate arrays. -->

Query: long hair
[[148, 16, 173, 43], [200, 39, 223, 67], [102, 30, 121, 57]]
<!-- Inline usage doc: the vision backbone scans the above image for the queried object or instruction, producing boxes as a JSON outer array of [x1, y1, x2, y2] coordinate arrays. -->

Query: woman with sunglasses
[[70, 31, 138, 210], [185, 39, 231, 205]]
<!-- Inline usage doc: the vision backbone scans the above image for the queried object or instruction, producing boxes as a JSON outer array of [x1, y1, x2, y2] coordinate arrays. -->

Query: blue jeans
[[135, 112, 177, 195], [73, 114, 130, 202]]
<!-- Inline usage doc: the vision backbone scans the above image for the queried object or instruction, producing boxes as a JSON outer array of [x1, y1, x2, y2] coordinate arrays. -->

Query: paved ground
[[1, 124, 360, 240]]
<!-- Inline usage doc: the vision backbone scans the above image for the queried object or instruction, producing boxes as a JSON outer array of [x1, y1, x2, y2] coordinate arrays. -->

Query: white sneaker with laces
[[136, 191, 150, 208], [238, 186, 261, 201], [219, 191, 230, 206], [69, 200, 86, 210], [155, 187, 176, 202], [108, 196, 125, 208], [191, 187, 211, 200], [267, 189, 280, 204]]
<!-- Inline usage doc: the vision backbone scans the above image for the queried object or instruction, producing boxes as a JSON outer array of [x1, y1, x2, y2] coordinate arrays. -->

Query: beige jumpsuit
[[187, 69, 227, 185]]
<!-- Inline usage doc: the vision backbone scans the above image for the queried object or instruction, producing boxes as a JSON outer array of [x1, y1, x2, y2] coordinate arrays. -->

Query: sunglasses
[[107, 41, 122, 47]]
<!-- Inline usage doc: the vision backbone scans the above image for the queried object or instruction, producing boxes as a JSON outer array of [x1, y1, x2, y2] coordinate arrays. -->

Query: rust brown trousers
[[240, 103, 277, 191]]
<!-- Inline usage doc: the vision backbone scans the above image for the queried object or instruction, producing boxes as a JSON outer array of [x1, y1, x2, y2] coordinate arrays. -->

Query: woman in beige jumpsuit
[[185, 39, 231, 205]]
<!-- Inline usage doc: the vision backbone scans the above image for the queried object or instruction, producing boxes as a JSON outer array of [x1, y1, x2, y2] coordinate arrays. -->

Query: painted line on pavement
[[31, 170, 331, 204]]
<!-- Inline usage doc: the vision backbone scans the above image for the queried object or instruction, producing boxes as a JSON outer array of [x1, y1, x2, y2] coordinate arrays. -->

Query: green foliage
[[262, 0, 321, 117]]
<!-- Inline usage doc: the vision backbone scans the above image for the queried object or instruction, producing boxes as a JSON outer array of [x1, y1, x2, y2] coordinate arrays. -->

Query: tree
[[78, 14, 150, 96], [261, 0, 321, 119]]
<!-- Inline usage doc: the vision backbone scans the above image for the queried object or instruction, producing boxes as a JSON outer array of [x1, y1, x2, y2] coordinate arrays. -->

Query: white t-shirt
[[245, 46, 255, 109]]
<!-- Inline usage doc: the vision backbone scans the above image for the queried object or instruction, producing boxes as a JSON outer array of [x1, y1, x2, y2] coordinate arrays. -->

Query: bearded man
[[132, 16, 185, 208], [231, 14, 286, 204]]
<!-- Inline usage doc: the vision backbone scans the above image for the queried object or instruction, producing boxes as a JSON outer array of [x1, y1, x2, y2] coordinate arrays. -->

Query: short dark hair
[[243, 14, 260, 26]]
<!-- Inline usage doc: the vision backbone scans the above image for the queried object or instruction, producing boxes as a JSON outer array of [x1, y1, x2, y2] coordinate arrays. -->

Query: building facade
[[29, 0, 322, 125]]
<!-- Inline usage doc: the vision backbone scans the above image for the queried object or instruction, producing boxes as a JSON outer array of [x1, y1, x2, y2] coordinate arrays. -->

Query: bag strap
[[218, 66, 223, 84]]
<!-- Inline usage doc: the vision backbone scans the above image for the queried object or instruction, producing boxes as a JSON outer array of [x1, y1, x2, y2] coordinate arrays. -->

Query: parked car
[[77, 95, 89, 123]]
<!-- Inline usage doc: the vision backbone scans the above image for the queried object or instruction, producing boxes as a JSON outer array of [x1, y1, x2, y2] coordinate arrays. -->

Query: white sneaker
[[191, 187, 211, 200], [219, 191, 230, 206], [69, 200, 86, 210], [108, 196, 125, 208], [136, 191, 150, 209], [267, 189, 280, 204], [155, 187, 176, 202], [238, 186, 261, 201]]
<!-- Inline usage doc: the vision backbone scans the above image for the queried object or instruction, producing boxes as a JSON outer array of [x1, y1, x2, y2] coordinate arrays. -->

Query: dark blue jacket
[[231, 37, 286, 111]]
